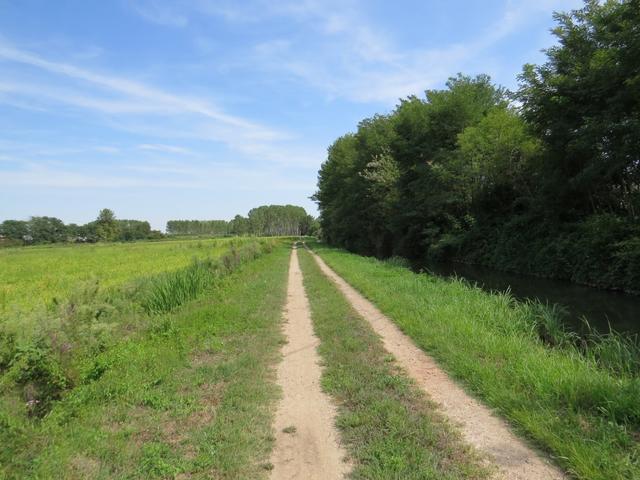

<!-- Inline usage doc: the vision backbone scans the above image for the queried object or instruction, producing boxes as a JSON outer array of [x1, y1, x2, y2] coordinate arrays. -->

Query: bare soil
[[310, 250, 566, 480], [269, 247, 349, 480]]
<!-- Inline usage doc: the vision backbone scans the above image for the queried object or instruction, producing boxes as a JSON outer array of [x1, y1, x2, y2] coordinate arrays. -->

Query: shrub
[[4, 340, 69, 417]]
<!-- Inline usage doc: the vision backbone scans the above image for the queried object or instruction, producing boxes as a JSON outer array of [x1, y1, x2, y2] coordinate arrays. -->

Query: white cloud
[[0, 43, 277, 131], [125, 0, 585, 105], [0, 160, 315, 191], [0, 42, 320, 169], [129, 0, 189, 27], [238, 0, 584, 103], [138, 144, 194, 155]]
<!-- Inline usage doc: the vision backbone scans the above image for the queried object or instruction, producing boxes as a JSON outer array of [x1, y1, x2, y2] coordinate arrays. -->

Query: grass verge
[[309, 241, 640, 480], [297, 247, 490, 480], [1, 241, 289, 479]]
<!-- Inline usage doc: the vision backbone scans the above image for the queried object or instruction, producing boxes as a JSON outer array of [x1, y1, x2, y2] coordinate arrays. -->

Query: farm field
[[0, 238, 239, 313], [1, 239, 289, 479]]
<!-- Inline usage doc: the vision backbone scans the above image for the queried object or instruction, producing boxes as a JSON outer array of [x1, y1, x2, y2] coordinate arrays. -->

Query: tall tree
[[518, 0, 640, 218], [95, 208, 120, 242]]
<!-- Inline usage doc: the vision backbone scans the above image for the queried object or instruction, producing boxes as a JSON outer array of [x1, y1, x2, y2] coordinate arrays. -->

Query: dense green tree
[[165, 206, 314, 238], [456, 108, 542, 216], [229, 215, 250, 236], [166, 220, 229, 235], [518, 0, 640, 218], [95, 209, 120, 242], [314, 135, 362, 248], [27, 217, 67, 243], [0, 220, 28, 240], [117, 220, 152, 241], [313, 0, 640, 292], [247, 205, 310, 236]]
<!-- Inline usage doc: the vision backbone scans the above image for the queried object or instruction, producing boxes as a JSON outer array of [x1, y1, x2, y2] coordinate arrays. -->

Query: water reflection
[[420, 262, 640, 335]]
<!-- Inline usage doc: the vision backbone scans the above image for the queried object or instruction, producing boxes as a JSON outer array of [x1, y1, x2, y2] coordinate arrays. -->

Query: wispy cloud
[[0, 41, 319, 169], [141, 0, 581, 104], [0, 159, 315, 192], [0, 43, 276, 130], [128, 0, 189, 27], [247, 0, 584, 103], [138, 143, 194, 155]]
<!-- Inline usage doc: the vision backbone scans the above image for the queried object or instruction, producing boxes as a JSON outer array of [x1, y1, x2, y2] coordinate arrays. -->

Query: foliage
[[1, 217, 67, 244], [117, 219, 152, 241], [313, 1, 640, 293], [1, 209, 162, 245], [518, 0, 640, 218], [247, 204, 316, 236], [95, 208, 120, 242]]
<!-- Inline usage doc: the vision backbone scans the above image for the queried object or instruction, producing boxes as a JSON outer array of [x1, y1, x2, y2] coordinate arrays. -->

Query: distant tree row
[[1, 204, 318, 247], [0, 209, 162, 245], [166, 220, 230, 236], [166, 205, 318, 237], [314, 0, 640, 292]]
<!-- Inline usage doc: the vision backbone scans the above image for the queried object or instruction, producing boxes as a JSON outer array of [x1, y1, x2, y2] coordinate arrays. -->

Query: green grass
[[309, 241, 640, 480], [297, 248, 490, 480], [1, 241, 290, 479], [0, 238, 241, 313]]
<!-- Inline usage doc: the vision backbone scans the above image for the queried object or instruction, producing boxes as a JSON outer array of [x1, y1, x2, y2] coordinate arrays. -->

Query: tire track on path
[[269, 246, 348, 480], [308, 247, 565, 480]]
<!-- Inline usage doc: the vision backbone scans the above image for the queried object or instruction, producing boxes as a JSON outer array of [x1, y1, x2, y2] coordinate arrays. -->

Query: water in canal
[[421, 262, 640, 335]]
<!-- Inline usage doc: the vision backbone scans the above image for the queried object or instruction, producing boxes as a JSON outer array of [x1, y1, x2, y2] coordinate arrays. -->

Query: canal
[[421, 262, 640, 335]]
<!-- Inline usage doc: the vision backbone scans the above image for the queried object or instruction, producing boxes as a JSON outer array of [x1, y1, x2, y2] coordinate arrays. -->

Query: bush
[[4, 340, 69, 417]]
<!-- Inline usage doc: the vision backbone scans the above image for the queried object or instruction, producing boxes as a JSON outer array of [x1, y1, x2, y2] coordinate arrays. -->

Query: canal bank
[[310, 240, 640, 480], [419, 261, 640, 335]]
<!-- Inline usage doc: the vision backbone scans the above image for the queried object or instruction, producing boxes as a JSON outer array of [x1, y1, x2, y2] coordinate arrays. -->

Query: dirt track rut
[[269, 247, 348, 480], [309, 249, 565, 480]]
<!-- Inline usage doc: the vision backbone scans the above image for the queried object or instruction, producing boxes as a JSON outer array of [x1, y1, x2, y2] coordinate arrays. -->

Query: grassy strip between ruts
[[309, 241, 640, 480], [297, 247, 490, 480], [1, 241, 290, 479]]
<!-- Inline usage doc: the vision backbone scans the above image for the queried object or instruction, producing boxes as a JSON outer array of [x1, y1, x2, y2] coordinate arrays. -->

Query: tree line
[[314, 0, 640, 293], [166, 205, 318, 237], [0, 209, 162, 245], [166, 220, 230, 236], [1, 204, 318, 246]]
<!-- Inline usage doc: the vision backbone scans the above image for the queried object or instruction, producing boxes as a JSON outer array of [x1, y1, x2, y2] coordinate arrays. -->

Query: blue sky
[[0, 0, 583, 230]]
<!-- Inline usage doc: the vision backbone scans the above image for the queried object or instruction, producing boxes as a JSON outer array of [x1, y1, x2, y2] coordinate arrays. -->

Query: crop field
[[0, 238, 237, 313], [0, 237, 288, 478]]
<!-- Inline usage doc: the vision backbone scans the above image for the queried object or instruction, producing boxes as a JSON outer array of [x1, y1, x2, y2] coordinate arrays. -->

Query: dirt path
[[269, 247, 348, 480], [309, 249, 566, 480]]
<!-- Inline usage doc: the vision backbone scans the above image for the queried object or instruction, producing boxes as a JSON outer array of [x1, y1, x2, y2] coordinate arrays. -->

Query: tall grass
[[141, 240, 272, 315], [142, 260, 213, 315]]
